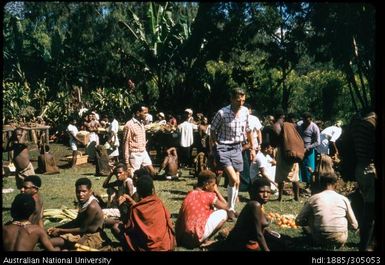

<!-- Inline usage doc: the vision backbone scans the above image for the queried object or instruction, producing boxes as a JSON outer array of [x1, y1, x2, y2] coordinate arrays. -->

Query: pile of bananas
[[43, 208, 78, 224]]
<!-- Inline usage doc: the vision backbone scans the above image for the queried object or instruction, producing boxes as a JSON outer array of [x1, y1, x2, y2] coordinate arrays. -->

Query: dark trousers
[[179, 146, 191, 167]]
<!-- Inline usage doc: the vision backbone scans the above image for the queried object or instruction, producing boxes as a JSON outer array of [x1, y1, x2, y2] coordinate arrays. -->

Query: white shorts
[[102, 208, 121, 218], [129, 150, 153, 171], [201, 209, 228, 242]]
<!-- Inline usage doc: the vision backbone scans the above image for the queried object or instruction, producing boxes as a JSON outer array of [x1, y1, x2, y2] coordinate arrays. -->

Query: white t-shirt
[[178, 121, 198, 147], [108, 119, 120, 157], [249, 150, 268, 179], [144, 113, 153, 125], [248, 115, 262, 148], [67, 124, 79, 149], [316, 126, 342, 154]]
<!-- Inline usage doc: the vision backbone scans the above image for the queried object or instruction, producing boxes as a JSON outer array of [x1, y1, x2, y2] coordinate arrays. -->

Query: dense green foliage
[[3, 2, 376, 126]]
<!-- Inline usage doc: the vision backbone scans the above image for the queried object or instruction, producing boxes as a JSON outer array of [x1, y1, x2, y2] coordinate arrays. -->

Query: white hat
[[184, 108, 193, 114], [158, 112, 165, 118]]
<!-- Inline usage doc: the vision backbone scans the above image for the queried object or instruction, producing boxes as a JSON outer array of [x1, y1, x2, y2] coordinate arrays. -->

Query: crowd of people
[[2, 87, 377, 252]]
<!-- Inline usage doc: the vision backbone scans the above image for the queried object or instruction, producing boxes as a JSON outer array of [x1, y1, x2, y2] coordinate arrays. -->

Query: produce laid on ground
[[43, 208, 78, 225], [265, 210, 299, 229]]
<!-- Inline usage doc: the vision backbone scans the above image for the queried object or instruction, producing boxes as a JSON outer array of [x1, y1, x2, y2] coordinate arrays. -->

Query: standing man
[[123, 104, 156, 177], [107, 112, 120, 163], [315, 121, 343, 157], [85, 111, 100, 162], [4, 127, 35, 189], [66, 116, 83, 168], [210, 87, 256, 221], [351, 111, 377, 251], [297, 112, 320, 191], [178, 110, 198, 168]]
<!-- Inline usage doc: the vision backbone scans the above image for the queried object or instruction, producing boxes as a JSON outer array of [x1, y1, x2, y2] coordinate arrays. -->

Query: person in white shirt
[[185, 108, 194, 123], [66, 116, 83, 168], [296, 172, 358, 249], [247, 107, 263, 150], [155, 112, 167, 125], [315, 121, 342, 156], [107, 113, 120, 163], [178, 110, 198, 167], [249, 143, 278, 196], [144, 113, 153, 125]]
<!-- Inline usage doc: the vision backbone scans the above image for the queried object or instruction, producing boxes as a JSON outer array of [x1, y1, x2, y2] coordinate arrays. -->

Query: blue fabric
[[214, 143, 243, 172], [299, 148, 315, 184]]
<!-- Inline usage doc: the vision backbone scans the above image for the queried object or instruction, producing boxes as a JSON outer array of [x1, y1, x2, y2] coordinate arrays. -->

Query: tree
[[306, 3, 375, 111]]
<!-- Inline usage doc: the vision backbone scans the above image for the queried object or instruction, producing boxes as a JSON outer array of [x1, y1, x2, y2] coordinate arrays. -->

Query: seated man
[[102, 163, 137, 231], [3, 193, 59, 251], [4, 128, 35, 189], [295, 172, 358, 249], [37, 144, 60, 174], [20, 175, 44, 228], [193, 152, 208, 178], [175, 170, 228, 249], [47, 178, 107, 250], [157, 147, 180, 180], [121, 174, 176, 251], [249, 143, 278, 197], [95, 145, 111, 176]]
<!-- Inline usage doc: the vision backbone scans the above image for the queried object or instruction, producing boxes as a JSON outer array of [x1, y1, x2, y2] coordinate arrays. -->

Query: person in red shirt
[[175, 170, 228, 249]]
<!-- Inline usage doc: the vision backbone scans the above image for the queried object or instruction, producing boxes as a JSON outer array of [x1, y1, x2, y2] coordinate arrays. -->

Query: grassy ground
[[2, 143, 360, 251]]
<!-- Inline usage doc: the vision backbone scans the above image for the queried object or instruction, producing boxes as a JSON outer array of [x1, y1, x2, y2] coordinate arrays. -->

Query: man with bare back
[[158, 147, 180, 180], [3, 193, 59, 251]]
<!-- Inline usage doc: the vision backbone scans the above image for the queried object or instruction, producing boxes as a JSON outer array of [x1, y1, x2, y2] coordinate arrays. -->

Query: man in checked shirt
[[123, 104, 156, 177], [210, 87, 256, 222]]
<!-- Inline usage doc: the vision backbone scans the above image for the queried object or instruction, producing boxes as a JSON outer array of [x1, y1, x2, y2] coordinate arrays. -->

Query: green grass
[[2, 143, 359, 251]]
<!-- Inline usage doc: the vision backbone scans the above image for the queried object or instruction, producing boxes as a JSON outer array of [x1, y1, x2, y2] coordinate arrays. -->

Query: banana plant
[[118, 2, 194, 100]]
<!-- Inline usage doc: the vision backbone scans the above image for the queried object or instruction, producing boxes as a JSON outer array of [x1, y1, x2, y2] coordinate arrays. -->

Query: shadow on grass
[[166, 189, 188, 196], [58, 163, 72, 169], [171, 213, 179, 219], [82, 173, 97, 176], [170, 197, 185, 201], [239, 194, 250, 202], [206, 233, 314, 251]]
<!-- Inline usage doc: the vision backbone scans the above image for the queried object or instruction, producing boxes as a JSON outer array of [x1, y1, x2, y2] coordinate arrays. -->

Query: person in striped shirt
[[123, 104, 156, 177]]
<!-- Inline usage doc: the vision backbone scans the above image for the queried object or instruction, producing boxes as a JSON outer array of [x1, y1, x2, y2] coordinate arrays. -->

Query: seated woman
[[37, 144, 60, 174], [295, 172, 358, 249], [175, 170, 228, 249], [224, 177, 275, 251]]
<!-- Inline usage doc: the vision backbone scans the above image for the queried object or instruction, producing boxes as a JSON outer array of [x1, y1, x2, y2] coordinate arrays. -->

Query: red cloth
[[175, 190, 216, 248], [124, 194, 176, 251]]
